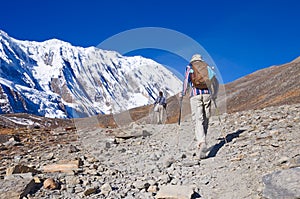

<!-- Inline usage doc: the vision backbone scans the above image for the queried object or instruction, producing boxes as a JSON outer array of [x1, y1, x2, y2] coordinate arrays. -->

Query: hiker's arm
[[162, 97, 166, 105], [182, 66, 190, 96], [211, 76, 219, 100], [154, 97, 158, 104]]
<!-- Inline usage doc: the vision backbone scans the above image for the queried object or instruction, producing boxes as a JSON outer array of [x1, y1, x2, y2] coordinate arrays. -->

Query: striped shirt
[[154, 96, 166, 105], [182, 65, 210, 97]]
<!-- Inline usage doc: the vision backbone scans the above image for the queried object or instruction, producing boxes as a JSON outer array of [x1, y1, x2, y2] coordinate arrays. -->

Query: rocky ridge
[[0, 103, 299, 198], [225, 56, 300, 113]]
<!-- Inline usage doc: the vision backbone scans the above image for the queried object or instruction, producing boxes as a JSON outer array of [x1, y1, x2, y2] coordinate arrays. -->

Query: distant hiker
[[180, 54, 213, 159], [154, 91, 167, 124]]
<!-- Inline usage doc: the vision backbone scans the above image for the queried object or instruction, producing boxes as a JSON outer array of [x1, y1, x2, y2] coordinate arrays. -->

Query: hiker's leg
[[190, 97, 197, 142], [159, 105, 164, 123], [202, 94, 211, 136], [197, 94, 211, 158], [190, 95, 205, 146], [156, 110, 160, 124], [157, 105, 163, 124]]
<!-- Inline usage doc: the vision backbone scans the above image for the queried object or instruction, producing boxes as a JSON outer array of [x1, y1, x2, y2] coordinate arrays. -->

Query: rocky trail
[[0, 103, 299, 199]]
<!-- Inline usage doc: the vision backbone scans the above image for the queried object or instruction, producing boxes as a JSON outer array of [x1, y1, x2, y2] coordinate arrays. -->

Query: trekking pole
[[178, 95, 183, 125], [174, 94, 184, 148], [164, 105, 167, 124], [213, 99, 227, 143], [149, 94, 156, 124], [152, 105, 155, 124]]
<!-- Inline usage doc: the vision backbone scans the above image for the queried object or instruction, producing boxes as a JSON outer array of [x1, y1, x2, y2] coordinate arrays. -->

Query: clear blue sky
[[1, 0, 299, 83]]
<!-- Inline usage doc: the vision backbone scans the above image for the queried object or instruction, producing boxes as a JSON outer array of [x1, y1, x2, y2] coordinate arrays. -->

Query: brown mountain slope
[[225, 56, 300, 113]]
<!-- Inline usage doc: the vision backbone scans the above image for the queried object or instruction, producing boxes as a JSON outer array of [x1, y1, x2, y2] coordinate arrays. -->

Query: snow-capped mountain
[[0, 30, 182, 118]]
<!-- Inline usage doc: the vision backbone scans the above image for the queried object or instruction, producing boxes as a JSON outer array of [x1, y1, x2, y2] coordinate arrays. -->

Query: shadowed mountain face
[[225, 57, 300, 113]]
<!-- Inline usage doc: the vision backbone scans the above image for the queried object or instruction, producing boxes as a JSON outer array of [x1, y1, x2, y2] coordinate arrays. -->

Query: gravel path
[[1, 103, 299, 198]]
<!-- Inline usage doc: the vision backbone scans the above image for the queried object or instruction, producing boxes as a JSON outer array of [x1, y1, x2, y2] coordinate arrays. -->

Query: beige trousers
[[156, 104, 164, 124], [190, 94, 211, 147]]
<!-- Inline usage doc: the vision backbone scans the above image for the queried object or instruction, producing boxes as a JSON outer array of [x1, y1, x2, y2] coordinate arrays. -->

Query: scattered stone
[[230, 154, 245, 162], [65, 126, 76, 131], [276, 156, 289, 165], [43, 178, 59, 190], [0, 145, 8, 151], [163, 157, 175, 168], [142, 130, 151, 137], [156, 185, 195, 199], [43, 152, 54, 160], [105, 142, 111, 148], [42, 160, 80, 173], [33, 176, 42, 184], [4, 173, 33, 181], [0, 134, 10, 143], [65, 176, 81, 186], [132, 180, 145, 190], [147, 185, 158, 193], [84, 187, 97, 196], [159, 174, 171, 184], [100, 183, 112, 196], [13, 155, 22, 162], [3, 137, 22, 147], [6, 165, 39, 175], [68, 145, 80, 153]]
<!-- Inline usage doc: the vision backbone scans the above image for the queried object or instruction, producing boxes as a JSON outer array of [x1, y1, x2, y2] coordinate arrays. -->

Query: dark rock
[[68, 145, 80, 153], [262, 167, 300, 199], [0, 174, 35, 199]]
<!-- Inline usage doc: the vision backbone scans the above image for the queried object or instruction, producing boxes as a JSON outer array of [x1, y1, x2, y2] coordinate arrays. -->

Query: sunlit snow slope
[[0, 30, 182, 118]]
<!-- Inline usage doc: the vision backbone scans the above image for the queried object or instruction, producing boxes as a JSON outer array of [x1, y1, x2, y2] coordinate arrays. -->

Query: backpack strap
[[207, 65, 216, 80]]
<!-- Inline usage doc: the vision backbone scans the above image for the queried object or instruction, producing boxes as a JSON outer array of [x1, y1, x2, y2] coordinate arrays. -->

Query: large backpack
[[190, 61, 209, 89], [190, 61, 219, 98]]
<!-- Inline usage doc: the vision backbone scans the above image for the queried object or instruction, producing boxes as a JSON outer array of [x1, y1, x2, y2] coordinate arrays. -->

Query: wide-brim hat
[[189, 54, 203, 63]]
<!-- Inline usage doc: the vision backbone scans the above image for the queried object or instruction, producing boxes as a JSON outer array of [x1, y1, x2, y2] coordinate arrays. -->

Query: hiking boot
[[194, 150, 207, 160], [198, 143, 208, 159], [199, 151, 207, 159]]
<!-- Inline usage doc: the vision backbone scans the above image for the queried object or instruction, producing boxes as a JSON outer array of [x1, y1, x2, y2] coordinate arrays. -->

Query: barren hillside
[[225, 56, 300, 113]]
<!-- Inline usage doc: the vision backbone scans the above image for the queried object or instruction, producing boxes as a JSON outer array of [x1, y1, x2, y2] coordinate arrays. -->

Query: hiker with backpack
[[154, 91, 167, 124], [180, 54, 218, 159]]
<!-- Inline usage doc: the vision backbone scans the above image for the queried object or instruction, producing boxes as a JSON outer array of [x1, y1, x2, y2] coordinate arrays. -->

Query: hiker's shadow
[[207, 129, 245, 158]]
